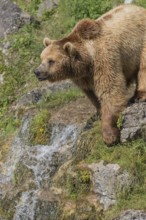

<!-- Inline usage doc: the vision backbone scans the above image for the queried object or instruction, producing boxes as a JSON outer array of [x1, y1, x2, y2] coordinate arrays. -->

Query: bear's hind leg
[[137, 46, 146, 102]]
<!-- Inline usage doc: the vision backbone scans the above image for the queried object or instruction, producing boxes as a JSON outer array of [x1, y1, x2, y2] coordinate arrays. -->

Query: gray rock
[[0, 0, 31, 38], [37, 0, 58, 17], [120, 102, 146, 142], [89, 161, 131, 210], [13, 81, 74, 109], [115, 210, 146, 220]]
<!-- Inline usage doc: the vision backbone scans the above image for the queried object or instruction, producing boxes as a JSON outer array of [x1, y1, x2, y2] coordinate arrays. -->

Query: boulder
[[0, 0, 31, 38], [121, 102, 146, 142], [88, 161, 131, 210]]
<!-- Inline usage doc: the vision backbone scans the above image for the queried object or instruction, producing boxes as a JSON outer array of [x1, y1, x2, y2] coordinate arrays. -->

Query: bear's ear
[[74, 19, 101, 39], [43, 37, 52, 47], [63, 42, 78, 58]]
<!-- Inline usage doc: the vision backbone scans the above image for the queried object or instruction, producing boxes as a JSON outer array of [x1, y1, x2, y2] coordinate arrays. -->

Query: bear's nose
[[34, 69, 40, 77]]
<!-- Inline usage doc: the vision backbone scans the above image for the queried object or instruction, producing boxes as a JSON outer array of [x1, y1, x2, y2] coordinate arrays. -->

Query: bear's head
[[34, 19, 101, 82]]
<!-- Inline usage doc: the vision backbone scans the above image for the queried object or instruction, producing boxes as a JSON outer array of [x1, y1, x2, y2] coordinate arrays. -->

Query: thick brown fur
[[34, 4, 146, 145]]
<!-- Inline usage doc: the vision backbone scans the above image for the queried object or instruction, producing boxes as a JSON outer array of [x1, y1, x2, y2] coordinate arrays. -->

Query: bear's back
[[97, 4, 146, 33]]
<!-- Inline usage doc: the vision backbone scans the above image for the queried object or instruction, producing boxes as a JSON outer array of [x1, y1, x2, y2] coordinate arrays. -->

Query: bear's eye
[[48, 59, 55, 66]]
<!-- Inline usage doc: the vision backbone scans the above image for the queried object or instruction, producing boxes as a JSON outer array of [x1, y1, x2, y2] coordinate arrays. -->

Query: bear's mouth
[[37, 74, 56, 82], [37, 76, 48, 81]]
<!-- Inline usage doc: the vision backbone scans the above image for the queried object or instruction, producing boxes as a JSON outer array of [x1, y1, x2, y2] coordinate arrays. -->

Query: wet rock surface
[[0, 119, 78, 219], [0, 0, 31, 38], [121, 102, 146, 142]]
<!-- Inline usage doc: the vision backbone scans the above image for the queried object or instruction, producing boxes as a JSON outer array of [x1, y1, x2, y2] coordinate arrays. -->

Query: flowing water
[[23, 123, 78, 187], [13, 190, 37, 220]]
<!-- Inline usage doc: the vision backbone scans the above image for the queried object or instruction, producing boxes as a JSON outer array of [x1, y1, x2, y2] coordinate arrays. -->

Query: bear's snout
[[34, 69, 40, 77]]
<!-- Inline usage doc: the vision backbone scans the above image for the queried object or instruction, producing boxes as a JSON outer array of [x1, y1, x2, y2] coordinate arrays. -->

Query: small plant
[[29, 109, 52, 145], [66, 168, 91, 199], [117, 113, 123, 129]]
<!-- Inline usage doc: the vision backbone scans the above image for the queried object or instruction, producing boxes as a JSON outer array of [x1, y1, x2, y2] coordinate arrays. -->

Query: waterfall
[[0, 114, 80, 219], [24, 124, 78, 188]]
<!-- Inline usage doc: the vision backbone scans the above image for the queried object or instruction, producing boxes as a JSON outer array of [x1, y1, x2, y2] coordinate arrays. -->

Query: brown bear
[[34, 4, 146, 146]]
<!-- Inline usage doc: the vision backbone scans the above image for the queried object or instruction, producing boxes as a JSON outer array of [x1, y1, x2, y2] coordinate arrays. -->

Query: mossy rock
[[13, 161, 35, 189], [0, 192, 21, 220]]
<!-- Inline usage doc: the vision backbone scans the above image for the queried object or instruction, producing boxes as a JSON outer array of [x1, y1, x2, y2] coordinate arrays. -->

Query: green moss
[[12, 162, 35, 188], [29, 109, 52, 145], [0, 206, 14, 220], [0, 196, 17, 220]]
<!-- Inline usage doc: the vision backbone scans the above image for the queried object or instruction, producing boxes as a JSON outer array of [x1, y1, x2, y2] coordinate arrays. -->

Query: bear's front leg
[[83, 89, 101, 113], [101, 104, 120, 146]]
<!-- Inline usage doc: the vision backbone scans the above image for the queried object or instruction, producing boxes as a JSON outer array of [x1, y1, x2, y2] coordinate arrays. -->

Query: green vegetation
[[37, 87, 84, 109], [117, 113, 123, 129], [0, 203, 14, 220], [29, 109, 52, 145], [12, 0, 42, 15], [66, 168, 91, 199], [42, 0, 123, 38], [0, 23, 42, 152], [134, 0, 146, 7], [76, 121, 146, 219]]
